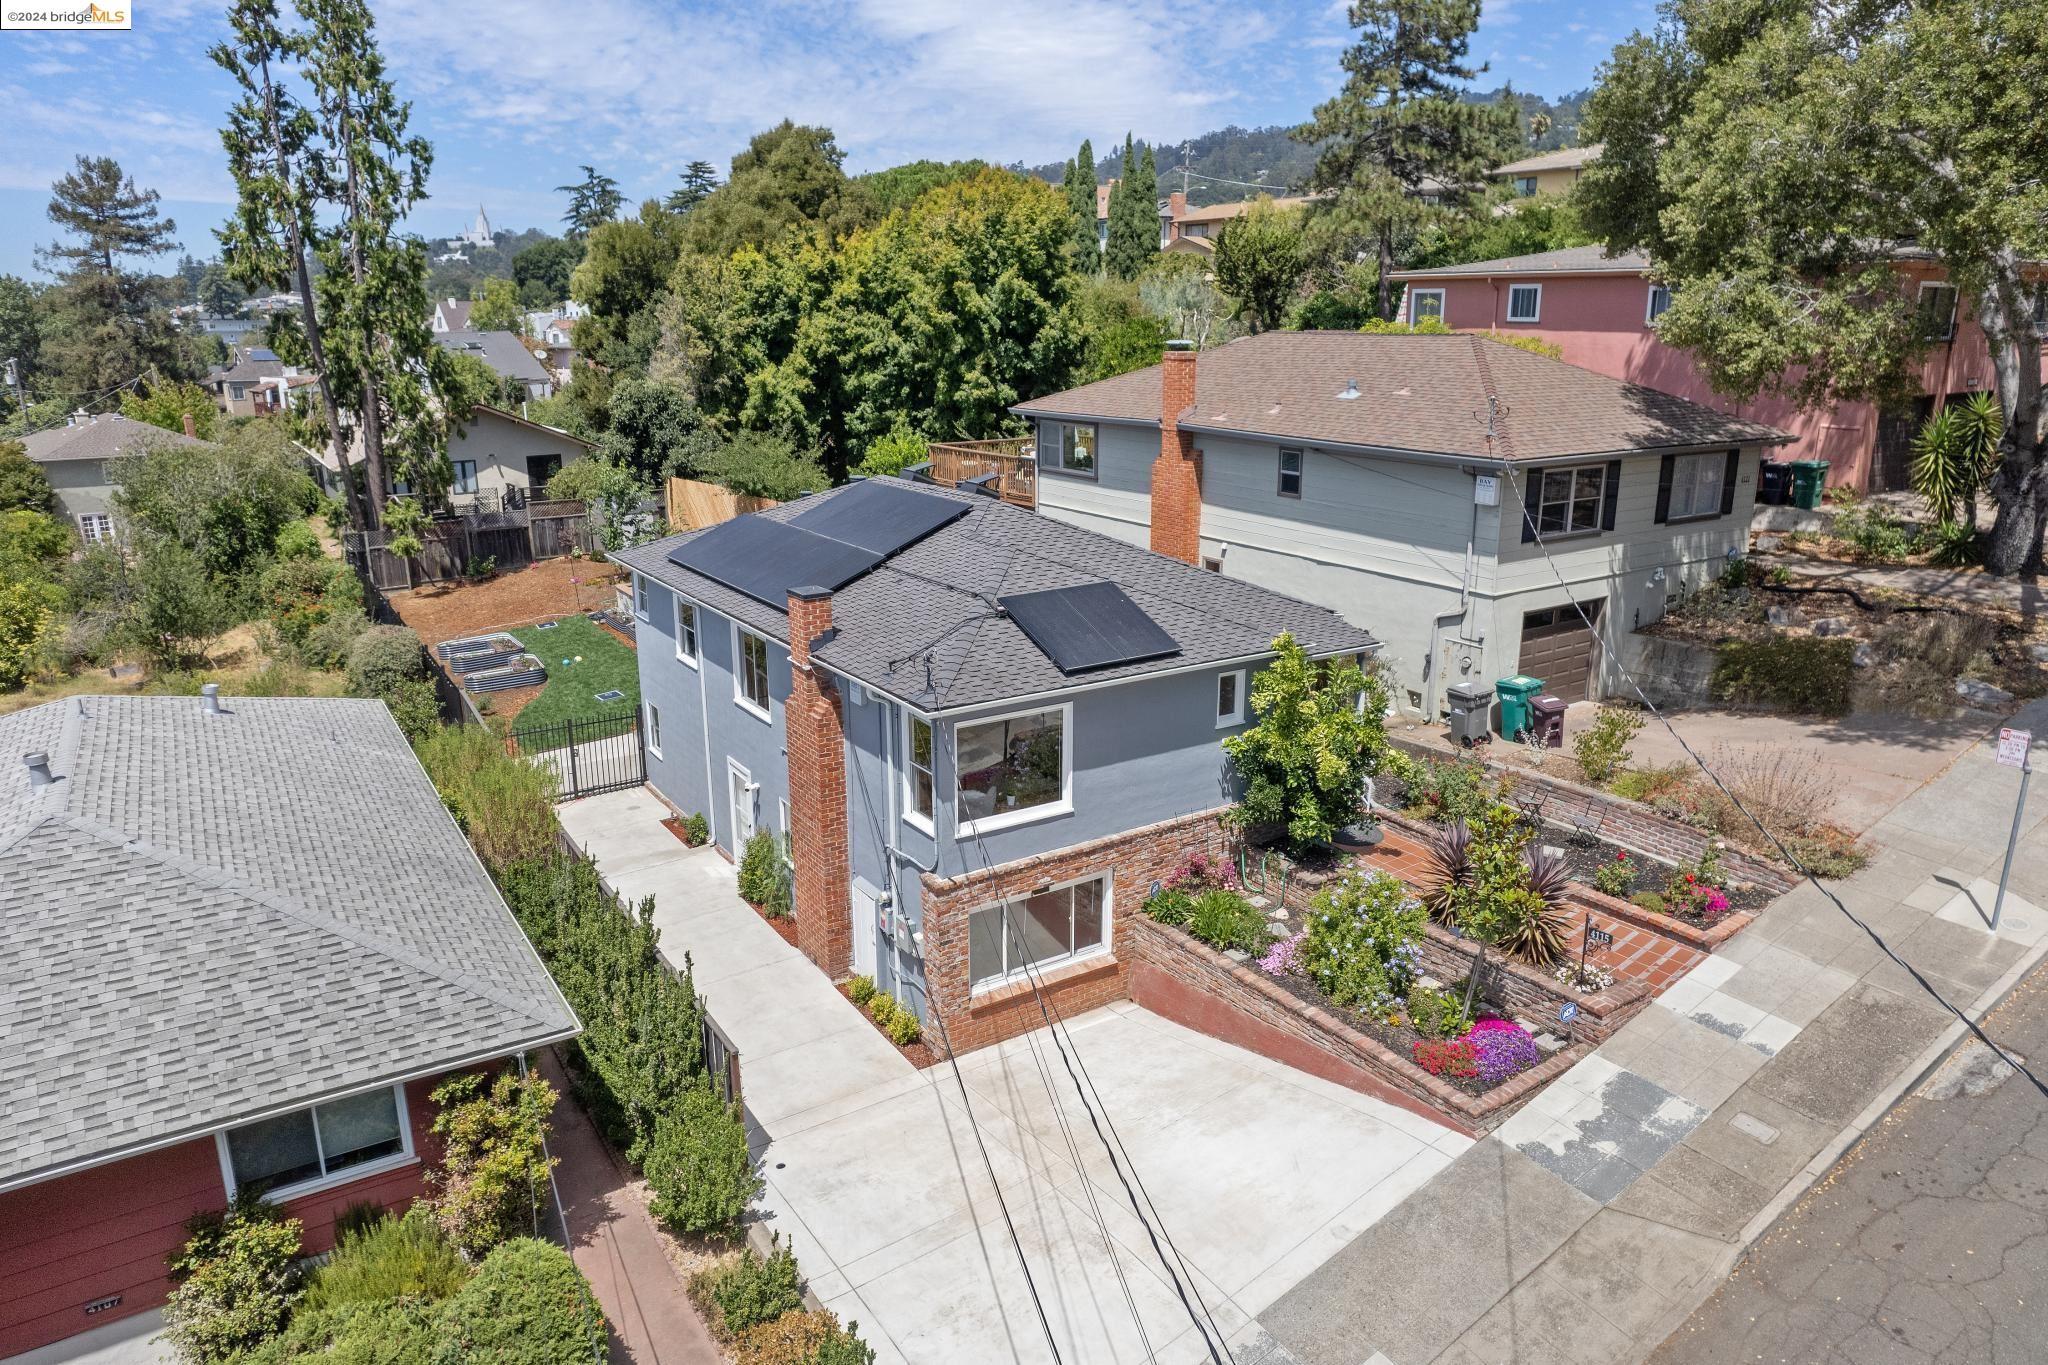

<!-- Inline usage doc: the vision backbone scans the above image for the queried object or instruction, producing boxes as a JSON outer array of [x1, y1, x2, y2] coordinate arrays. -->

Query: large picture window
[[955, 705, 1068, 833], [905, 713, 935, 829], [969, 877, 1108, 988], [1665, 452, 1728, 521], [1409, 289, 1445, 325], [1038, 421, 1098, 478], [1506, 283, 1542, 323], [221, 1087, 408, 1198], [1534, 464, 1607, 537], [735, 627, 771, 719]]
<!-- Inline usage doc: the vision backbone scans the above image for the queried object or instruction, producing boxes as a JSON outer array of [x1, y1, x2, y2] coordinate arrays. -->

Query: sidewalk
[[540, 1049, 723, 1365], [1259, 699, 2048, 1364]]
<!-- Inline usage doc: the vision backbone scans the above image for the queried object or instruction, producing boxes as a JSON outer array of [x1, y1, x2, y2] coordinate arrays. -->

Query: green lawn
[[507, 615, 641, 733]]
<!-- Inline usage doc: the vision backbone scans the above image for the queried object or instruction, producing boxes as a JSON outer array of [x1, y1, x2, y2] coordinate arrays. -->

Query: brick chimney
[[785, 586, 852, 978], [182, 411, 197, 439], [1167, 191, 1187, 241], [1149, 340, 1202, 564]]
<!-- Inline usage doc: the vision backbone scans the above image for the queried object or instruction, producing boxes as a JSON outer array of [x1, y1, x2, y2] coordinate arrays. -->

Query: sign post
[[1991, 729, 2034, 933], [1578, 920, 1613, 985]]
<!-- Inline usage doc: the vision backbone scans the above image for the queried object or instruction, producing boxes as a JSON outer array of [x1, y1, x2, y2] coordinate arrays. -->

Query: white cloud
[[1566, 21, 1587, 32]]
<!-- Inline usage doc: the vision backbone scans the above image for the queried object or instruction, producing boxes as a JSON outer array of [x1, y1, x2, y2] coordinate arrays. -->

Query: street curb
[[1639, 931, 2048, 1354]]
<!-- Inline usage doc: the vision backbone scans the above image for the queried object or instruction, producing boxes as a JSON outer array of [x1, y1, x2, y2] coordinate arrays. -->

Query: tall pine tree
[[1104, 135, 1158, 280], [35, 157, 195, 395], [1296, 0, 1518, 318], [1059, 138, 1098, 273]]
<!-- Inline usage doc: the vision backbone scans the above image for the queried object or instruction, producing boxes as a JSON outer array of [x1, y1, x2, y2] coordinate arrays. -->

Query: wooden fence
[[925, 438, 1038, 507], [344, 499, 595, 591], [666, 476, 781, 531]]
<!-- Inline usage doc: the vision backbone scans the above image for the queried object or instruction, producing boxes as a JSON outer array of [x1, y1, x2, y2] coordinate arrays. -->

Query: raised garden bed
[[437, 631, 526, 674], [465, 653, 548, 692], [836, 982, 938, 1069]]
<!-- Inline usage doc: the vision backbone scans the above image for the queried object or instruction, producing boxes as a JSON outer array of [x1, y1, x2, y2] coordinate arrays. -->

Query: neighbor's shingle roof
[[437, 329, 550, 384], [1015, 331, 1786, 462], [1493, 144, 1604, 176], [437, 298, 475, 330], [0, 695, 578, 1191], [209, 356, 287, 385], [1386, 243, 1652, 281], [614, 481, 1378, 712], [20, 416, 204, 465]]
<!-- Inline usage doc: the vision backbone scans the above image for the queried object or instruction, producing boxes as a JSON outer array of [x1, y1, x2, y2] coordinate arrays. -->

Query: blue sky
[[0, 0, 1653, 278]]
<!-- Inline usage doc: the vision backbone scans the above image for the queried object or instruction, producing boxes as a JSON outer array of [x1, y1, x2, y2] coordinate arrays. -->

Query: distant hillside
[[1020, 88, 1594, 206]]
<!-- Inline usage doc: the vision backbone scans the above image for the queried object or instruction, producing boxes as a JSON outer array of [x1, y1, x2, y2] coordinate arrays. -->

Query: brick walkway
[[539, 1049, 723, 1365]]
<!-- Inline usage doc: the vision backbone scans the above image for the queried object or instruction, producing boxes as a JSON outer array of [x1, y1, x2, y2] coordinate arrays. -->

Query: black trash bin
[[1758, 460, 1791, 507], [1530, 694, 1567, 749]]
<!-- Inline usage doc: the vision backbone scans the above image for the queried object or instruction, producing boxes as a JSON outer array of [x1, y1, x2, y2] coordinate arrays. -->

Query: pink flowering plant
[[1258, 931, 1306, 977], [1665, 870, 1732, 921], [1464, 1019, 1542, 1085]]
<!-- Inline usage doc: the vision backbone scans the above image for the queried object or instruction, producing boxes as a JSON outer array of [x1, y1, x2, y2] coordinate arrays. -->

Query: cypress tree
[[1060, 138, 1097, 272], [1105, 134, 1159, 280]]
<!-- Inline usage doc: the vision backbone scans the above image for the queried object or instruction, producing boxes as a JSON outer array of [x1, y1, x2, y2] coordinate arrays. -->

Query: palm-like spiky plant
[[1420, 820, 1473, 925], [1912, 393, 2002, 533], [1494, 847, 1574, 967]]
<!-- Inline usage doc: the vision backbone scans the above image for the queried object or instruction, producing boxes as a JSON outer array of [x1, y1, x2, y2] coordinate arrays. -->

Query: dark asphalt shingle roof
[[1014, 331, 1787, 462], [0, 695, 579, 1191], [20, 416, 204, 465], [615, 481, 1378, 713]]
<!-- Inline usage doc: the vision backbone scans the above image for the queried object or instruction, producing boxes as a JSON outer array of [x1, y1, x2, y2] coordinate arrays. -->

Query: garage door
[[1519, 601, 1603, 704]]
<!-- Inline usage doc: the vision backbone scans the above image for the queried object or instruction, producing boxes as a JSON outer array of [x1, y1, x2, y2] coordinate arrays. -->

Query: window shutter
[[1521, 467, 1542, 543], [1653, 454, 1676, 524], [1719, 449, 1740, 517], [1601, 459, 1622, 531]]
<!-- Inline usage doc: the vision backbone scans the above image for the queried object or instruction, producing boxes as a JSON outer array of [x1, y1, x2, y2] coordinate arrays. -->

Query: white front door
[[727, 761, 755, 848], [850, 884, 879, 980]]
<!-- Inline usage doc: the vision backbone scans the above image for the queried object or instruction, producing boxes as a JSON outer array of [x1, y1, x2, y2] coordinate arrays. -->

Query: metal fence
[[510, 710, 646, 799]]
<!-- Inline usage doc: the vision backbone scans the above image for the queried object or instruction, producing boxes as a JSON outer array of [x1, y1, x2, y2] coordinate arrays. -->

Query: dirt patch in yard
[[389, 557, 624, 646]]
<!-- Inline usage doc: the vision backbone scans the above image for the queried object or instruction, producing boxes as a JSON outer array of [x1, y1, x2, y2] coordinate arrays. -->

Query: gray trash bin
[[1530, 694, 1567, 749], [1446, 680, 1495, 747]]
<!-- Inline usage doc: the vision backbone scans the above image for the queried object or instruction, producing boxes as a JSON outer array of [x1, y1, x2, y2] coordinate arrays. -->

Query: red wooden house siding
[[0, 1076, 443, 1358]]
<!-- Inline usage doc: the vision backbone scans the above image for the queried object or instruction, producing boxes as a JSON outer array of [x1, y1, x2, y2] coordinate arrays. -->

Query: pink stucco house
[[1388, 245, 2036, 491]]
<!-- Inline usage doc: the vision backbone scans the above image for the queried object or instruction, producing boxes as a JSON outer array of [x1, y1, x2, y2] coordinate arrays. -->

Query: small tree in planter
[[1429, 805, 1573, 1018], [1223, 634, 1388, 852]]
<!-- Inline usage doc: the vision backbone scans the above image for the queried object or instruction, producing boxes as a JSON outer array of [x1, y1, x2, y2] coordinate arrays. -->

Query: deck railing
[[925, 438, 1039, 508]]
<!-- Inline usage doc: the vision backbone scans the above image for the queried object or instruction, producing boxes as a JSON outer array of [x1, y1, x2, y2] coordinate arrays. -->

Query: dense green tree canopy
[[511, 236, 582, 307], [1213, 199, 1310, 332], [665, 160, 720, 214], [556, 165, 623, 236], [1105, 136, 1159, 281], [683, 121, 874, 259], [569, 201, 688, 373], [857, 159, 990, 216], [1579, 0, 2048, 571], [1296, 0, 1519, 318], [1059, 139, 1099, 274]]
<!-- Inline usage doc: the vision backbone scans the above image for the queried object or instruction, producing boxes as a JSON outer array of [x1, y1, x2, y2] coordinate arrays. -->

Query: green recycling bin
[[1790, 459, 1830, 511], [1495, 674, 1545, 740]]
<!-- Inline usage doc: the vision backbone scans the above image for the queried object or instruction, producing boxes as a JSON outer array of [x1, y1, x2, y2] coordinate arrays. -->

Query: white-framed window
[[904, 711, 935, 833], [1038, 420, 1098, 478], [452, 459, 479, 495], [645, 702, 663, 757], [217, 1085, 411, 1201], [1506, 283, 1542, 323], [230, 383, 247, 401], [76, 513, 114, 545], [1918, 282, 1959, 340], [778, 797, 793, 864], [969, 875, 1109, 990], [1665, 451, 1729, 522], [1533, 463, 1608, 537], [1409, 288, 1446, 325], [1277, 447, 1303, 498], [1216, 670, 1246, 728], [734, 625, 772, 721], [1512, 176, 1539, 197], [634, 573, 652, 620], [1646, 285, 1673, 324], [674, 598, 699, 667], [955, 703, 1071, 836]]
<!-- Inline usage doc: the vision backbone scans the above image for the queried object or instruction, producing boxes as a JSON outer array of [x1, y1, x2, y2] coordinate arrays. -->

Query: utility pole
[[1181, 140, 1191, 198]]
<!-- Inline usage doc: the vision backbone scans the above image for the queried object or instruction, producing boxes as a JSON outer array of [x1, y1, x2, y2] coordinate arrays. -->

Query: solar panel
[[999, 581, 1181, 674], [668, 516, 883, 610], [787, 478, 970, 558]]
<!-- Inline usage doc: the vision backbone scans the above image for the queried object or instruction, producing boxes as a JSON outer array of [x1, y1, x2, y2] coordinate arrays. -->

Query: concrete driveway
[[558, 790, 1470, 1365]]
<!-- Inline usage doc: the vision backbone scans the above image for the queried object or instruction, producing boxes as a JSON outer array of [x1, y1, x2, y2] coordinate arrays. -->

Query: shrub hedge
[[690, 1239, 804, 1340], [162, 1195, 304, 1364], [644, 1084, 762, 1236], [1710, 637, 1855, 716], [431, 1238, 605, 1365], [345, 623, 426, 699], [297, 1208, 467, 1312]]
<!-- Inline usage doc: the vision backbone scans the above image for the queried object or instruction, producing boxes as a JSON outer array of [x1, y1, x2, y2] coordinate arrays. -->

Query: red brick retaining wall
[[1126, 916, 1594, 1134], [1388, 734, 1795, 895]]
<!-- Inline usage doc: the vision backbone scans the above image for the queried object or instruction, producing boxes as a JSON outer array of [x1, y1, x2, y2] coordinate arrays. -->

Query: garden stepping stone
[[1533, 1032, 1567, 1054]]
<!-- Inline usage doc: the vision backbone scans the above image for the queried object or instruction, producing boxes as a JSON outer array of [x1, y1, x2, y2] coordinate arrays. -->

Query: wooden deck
[[924, 438, 1038, 507]]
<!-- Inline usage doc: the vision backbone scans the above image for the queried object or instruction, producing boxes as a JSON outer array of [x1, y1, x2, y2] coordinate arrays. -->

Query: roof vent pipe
[[1337, 379, 1360, 401], [24, 752, 52, 789], [201, 683, 224, 717]]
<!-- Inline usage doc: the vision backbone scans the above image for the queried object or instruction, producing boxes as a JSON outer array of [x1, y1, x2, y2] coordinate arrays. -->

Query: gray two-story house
[[614, 478, 1376, 1054], [1015, 333, 1790, 719]]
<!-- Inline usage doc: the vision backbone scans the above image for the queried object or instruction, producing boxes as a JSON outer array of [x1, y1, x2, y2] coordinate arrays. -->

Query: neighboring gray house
[[436, 328, 555, 401], [316, 404, 592, 507], [20, 413, 205, 544], [1014, 332, 1789, 717], [0, 693, 578, 1358], [614, 478, 1375, 1054]]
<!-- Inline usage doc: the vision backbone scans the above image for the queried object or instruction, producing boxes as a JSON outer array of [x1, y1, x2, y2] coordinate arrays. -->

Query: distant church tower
[[454, 206, 494, 250]]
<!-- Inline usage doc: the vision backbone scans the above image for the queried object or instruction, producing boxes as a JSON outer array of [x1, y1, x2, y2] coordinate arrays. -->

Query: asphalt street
[[1652, 962, 2048, 1365]]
